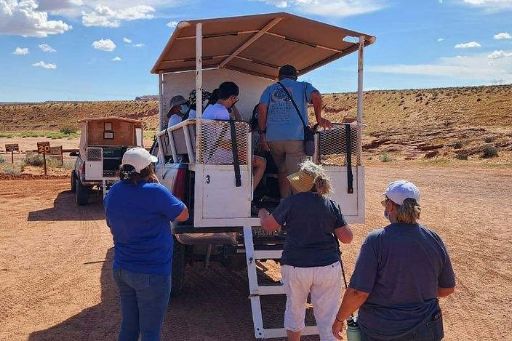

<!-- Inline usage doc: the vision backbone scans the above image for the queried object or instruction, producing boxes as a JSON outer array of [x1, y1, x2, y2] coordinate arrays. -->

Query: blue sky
[[0, 0, 511, 102]]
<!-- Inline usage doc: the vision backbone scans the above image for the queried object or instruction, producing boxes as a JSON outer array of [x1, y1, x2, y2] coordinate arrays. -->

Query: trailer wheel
[[75, 178, 89, 206], [171, 236, 186, 297], [70, 171, 77, 193]]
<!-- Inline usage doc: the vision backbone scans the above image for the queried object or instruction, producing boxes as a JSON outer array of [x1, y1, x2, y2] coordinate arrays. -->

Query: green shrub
[[47, 157, 63, 168], [0, 155, 5, 164], [482, 145, 498, 158], [24, 153, 45, 167], [46, 132, 66, 139], [59, 126, 76, 135], [452, 141, 464, 149], [455, 152, 468, 160], [379, 153, 392, 162], [1, 164, 21, 176]]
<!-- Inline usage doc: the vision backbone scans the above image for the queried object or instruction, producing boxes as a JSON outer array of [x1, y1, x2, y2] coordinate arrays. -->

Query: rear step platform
[[243, 226, 319, 339]]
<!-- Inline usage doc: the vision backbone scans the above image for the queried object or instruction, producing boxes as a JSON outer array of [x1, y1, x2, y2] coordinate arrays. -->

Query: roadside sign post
[[37, 142, 50, 175], [5, 144, 19, 163], [49, 146, 63, 166]]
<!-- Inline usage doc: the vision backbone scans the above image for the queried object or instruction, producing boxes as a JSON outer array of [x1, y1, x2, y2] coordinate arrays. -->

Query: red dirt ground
[[1, 165, 511, 340]]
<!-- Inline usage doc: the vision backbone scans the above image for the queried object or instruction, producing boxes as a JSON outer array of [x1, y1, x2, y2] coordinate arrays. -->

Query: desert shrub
[[452, 141, 464, 149], [455, 152, 468, 160], [379, 153, 392, 162], [482, 145, 498, 158], [60, 126, 76, 135], [0, 155, 5, 163], [46, 132, 66, 139], [47, 158, 63, 168], [1, 164, 21, 176], [20, 131, 45, 138], [0, 132, 14, 138], [484, 136, 494, 143], [24, 153, 45, 167]]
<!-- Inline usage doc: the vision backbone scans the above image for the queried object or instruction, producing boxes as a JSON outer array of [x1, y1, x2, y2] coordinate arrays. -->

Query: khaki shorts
[[281, 262, 343, 340], [268, 140, 305, 175]]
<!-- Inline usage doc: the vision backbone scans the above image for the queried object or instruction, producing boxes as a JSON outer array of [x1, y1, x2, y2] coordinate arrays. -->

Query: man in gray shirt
[[332, 180, 456, 340]]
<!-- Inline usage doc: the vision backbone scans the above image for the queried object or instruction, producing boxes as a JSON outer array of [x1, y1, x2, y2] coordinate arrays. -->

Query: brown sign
[[5, 144, 19, 152], [49, 146, 63, 155], [37, 142, 51, 154]]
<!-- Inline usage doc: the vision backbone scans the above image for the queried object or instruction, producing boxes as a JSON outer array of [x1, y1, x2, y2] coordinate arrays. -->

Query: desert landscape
[[1, 85, 511, 340]]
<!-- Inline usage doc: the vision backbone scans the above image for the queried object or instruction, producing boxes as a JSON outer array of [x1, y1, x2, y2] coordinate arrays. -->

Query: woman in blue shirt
[[104, 147, 188, 341]]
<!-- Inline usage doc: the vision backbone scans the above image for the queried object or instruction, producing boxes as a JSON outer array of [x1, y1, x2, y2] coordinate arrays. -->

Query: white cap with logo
[[384, 180, 420, 205], [121, 147, 158, 173]]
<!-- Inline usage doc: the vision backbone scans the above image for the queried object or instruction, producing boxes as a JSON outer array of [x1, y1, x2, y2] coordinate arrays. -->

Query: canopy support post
[[158, 72, 164, 131], [356, 36, 364, 161], [196, 23, 203, 119]]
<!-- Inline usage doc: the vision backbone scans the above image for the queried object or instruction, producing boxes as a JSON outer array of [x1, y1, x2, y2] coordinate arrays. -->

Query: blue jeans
[[113, 269, 171, 341], [361, 311, 444, 341]]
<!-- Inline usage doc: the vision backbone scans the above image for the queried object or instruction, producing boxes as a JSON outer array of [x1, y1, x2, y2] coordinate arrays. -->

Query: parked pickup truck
[[71, 117, 144, 205]]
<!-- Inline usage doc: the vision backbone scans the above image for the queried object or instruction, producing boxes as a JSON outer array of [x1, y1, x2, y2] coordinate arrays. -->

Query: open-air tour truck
[[151, 12, 374, 339], [71, 117, 144, 205]]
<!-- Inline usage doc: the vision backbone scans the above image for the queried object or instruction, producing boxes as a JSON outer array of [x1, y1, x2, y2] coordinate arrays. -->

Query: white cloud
[[82, 4, 155, 27], [488, 50, 512, 59], [133, 43, 145, 48], [455, 41, 481, 48], [0, 0, 72, 37], [437, 38, 444, 42], [167, 20, 178, 28], [39, 43, 56, 53], [256, 0, 386, 17], [123, 37, 132, 43], [494, 32, 511, 40], [92, 39, 116, 52], [13, 47, 29, 55], [112, 56, 122, 62], [462, 0, 512, 11], [32, 61, 57, 69], [369, 52, 512, 83]]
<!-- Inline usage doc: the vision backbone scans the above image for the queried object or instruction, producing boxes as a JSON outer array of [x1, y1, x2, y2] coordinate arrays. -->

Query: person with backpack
[[258, 64, 332, 198]]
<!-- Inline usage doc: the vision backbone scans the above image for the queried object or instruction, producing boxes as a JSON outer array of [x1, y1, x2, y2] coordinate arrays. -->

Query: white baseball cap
[[121, 147, 158, 173], [384, 180, 420, 205]]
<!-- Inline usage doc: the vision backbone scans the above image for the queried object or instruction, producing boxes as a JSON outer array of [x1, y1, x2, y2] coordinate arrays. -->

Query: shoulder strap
[[277, 81, 307, 129]]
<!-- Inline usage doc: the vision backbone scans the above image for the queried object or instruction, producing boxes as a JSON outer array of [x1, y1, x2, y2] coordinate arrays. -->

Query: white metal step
[[263, 326, 319, 339], [254, 250, 283, 260], [250, 285, 284, 295]]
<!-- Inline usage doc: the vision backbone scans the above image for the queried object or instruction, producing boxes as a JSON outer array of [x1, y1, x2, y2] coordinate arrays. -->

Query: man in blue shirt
[[332, 180, 456, 341], [258, 64, 332, 198]]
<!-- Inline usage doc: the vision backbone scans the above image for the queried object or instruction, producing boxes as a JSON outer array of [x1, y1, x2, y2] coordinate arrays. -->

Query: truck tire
[[171, 236, 186, 297], [75, 178, 89, 206], [70, 171, 77, 193]]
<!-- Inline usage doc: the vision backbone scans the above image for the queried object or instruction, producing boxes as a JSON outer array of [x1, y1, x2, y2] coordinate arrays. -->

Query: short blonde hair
[[300, 160, 332, 196], [396, 198, 421, 224]]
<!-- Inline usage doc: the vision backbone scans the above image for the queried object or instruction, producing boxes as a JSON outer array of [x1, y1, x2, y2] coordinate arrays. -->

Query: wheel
[[75, 178, 89, 206], [70, 171, 77, 193], [171, 236, 186, 297]]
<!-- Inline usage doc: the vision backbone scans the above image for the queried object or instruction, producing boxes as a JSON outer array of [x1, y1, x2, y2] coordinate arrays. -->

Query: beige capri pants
[[281, 262, 343, 341]]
